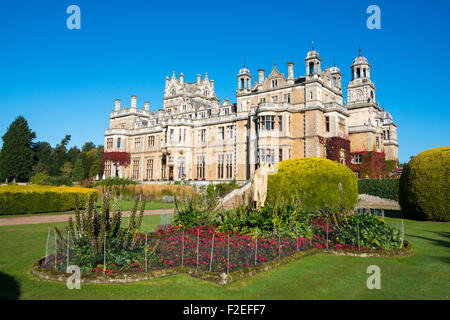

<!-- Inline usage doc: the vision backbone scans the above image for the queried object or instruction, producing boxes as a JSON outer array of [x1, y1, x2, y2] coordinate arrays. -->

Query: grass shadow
[[384, 210, 404, 219], [406, 232, 450, 250]]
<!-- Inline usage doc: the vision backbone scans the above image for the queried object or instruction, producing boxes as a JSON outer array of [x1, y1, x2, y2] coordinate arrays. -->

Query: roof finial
[[312, 39, 315, 50], [333, 56, 336, 67], [273, 56, 276, 69], [243, 57, 246, 68], [359, 45, 362, 57]]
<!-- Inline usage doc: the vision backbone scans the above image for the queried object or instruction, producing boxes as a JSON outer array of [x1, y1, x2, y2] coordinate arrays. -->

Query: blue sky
[[0, 0, 449, 163]]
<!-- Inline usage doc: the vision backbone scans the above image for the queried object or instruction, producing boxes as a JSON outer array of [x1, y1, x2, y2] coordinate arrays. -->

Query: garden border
[[30, 242, 413, 285], [324, 241, 413, 257]]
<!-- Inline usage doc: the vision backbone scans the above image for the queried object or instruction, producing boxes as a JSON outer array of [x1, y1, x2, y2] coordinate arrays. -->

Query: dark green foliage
[[358, 178, 399, 200], [50, 135, 71, 176], [173, 191, 220, 228], [72, 158, 84, 182], [333, 214, 402, 250], [30, 173, 72, 186], [399, 146, 450, 221], [0, 116, 36, 182], [32, 141, 53, 174], [82, 142, 96, 153]]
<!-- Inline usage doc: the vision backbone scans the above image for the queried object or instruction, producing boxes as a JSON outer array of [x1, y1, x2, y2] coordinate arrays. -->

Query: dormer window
[[271, 79, 278, 88]]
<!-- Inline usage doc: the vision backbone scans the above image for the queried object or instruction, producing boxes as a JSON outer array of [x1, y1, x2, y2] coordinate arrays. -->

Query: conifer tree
[[0, 116, 36, 182]]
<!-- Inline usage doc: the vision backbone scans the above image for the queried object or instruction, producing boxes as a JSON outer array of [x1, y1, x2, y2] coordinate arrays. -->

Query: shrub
[[30, 173, 72, 186], [30, 173, 53, 185], [358, 178, 399, 200], [266, 157, 358, 210], [0, 185, 98, 215], [399, 146, 450, 221]]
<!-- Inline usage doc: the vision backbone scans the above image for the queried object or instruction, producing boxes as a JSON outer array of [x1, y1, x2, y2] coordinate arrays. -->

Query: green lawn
[[0, 211, 448, 300], [0, 200, 174, 218]]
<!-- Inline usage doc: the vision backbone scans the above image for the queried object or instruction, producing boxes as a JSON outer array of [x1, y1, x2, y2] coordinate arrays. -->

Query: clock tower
[[347, 48, 376, 104]]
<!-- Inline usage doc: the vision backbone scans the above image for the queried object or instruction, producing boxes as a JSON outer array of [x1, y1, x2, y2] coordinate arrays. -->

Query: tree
[[81, 142, 96, 153], [0, 116, 36, 182], [32, 141, 53, 174], [72, 158, 84, 182], [51, 135, 71, 176], [67, 146, 81, 165], [60, 161, 73, 178]]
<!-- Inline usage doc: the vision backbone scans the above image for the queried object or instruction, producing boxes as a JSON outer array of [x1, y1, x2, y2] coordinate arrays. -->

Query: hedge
[[358, 178, 399, 200], [266, 157, 358, 210], [0, 185, 98, 215], [399, 146, 450, 221]]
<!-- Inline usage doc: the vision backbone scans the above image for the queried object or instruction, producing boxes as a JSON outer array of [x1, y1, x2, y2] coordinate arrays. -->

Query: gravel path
[[0, 208, 174, 226], [356, 194, 401, 210]]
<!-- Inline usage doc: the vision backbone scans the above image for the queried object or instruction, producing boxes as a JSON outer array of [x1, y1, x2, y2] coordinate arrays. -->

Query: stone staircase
[[216, 179, 253, 210]]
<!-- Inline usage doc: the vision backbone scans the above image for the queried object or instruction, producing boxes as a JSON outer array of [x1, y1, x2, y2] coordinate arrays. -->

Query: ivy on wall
[[325, 137, 352, 166], [102, 152, 131, 170], [350, 151, 387, 178]]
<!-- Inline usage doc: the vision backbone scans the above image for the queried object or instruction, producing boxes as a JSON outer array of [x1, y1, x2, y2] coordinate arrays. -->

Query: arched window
[[363, 68, 367, 78], [171, 89, 176, 96], [240, 78, 245, 89], [309, 62, 314, 75], [356, 68, 361, 78]]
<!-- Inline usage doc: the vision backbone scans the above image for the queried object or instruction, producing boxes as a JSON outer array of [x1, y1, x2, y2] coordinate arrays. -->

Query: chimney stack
[[287, 62, 294, 84], [115, 99, 121, 111], [144, 101, 149, 111], [258, 69, 265, 85], [165, 76, 170, 88], [131, 95, 137, 109]]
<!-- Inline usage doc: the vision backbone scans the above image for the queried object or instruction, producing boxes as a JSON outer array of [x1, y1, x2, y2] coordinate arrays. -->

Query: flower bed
[[33, 191, 411, 285], [37, 222, 411, 285]]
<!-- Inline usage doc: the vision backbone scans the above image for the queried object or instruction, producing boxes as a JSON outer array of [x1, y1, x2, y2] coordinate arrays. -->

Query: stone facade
[[103, 47, 398, 182]]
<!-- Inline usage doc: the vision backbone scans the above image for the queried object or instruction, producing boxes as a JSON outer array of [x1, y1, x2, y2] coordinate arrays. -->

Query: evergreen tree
[[32, 141, 53, 174], [51, 135, 71, 176], [0, 116, 36, 182], [72, 158, 84, 182]]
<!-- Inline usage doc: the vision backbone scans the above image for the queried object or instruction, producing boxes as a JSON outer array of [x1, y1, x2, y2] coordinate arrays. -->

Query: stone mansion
[[103, 47, 399, 182]]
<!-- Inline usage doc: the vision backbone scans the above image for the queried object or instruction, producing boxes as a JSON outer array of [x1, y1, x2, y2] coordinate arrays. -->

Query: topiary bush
[[358, 178, 399, 200], [266, 157, 358, 210], [399, 146, 450, 221]]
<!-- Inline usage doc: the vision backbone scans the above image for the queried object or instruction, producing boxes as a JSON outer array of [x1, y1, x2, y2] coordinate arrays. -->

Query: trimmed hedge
[[266, 157, 358, 209], [399, 146, 450, 221], [358, 178, 399, 200], [0, 185, 98, 215]]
